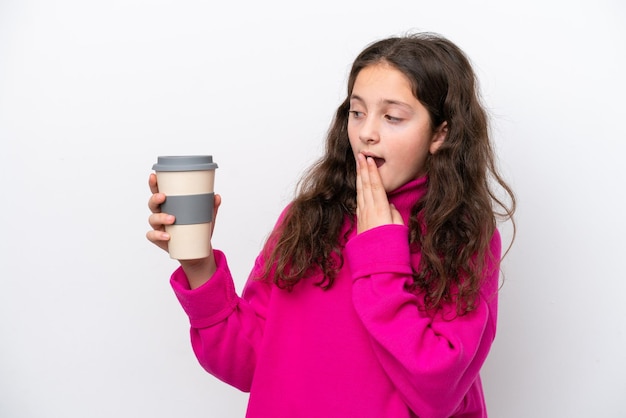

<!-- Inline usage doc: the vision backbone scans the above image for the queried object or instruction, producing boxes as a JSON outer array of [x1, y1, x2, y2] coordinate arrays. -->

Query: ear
[[429, 121, 448, 154]]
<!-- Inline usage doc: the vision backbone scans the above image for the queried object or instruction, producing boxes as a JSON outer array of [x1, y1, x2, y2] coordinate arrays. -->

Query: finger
[[148, 212, 175, 230], [210, 194, 222, 237], [146, 228, 171, 253], [148, 192, 166, 213], [357, 153, 374, 205], [145, 228, 170, 244], [214, 193, 222, 216], [365, 155, 386, 201], [149, 173, 159, 194], [355, 154, 365, 209], [389, 203, 404, 226]]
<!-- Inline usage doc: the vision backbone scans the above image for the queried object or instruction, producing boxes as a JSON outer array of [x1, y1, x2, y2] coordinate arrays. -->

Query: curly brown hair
[[258, 32, 516, 315]]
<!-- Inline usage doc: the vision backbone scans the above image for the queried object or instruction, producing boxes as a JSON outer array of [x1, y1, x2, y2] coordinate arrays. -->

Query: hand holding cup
[[147, 155, 221, 288], [149, 155, 218, 260]]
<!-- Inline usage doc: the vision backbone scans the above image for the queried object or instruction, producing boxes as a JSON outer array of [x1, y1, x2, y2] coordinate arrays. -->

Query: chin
[[382, 182, 395, 194]]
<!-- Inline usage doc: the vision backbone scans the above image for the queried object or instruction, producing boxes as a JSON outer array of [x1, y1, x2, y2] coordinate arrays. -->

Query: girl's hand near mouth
[[355, 152, 403, 234]]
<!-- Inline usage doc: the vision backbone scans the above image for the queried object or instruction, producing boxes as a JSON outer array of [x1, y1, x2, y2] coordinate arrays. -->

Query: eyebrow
[[350, 94, 413, 110]]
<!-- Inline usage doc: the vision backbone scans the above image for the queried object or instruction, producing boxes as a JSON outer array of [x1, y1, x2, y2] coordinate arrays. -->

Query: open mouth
[[371, 157, 385, 168], [361, 153, 385, 168]]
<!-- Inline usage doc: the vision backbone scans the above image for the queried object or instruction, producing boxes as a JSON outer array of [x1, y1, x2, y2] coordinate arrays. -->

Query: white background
[[1, 0, 625, 417]]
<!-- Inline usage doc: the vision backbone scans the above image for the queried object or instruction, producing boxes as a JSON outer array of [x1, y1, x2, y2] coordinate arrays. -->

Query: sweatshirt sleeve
[[346, 224, 501, 418], [170, 249, 271, 392]]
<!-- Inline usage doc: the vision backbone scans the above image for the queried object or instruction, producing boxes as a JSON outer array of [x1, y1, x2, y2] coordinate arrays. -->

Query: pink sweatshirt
[[170, 176, 501, 418]]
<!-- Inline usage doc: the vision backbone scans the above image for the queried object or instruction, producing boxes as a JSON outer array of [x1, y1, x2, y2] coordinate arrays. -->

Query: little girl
[[147, 32, 515, 418]]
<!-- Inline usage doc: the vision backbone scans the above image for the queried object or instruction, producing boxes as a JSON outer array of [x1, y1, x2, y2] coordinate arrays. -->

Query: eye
[[349, 110, 364, 119], [385, 114, 403, 123]]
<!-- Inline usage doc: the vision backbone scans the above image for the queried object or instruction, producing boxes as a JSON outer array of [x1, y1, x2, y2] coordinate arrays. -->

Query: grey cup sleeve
[[160, 193, 214, 225]]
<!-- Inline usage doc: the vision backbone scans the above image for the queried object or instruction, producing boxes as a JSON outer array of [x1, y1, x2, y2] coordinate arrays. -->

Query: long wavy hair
[[258, 32, 515, 315]]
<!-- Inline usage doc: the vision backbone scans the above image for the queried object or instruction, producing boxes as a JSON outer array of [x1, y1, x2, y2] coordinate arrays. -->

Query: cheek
[[403, 151, 429, 178], [347, 127, 359, 153]]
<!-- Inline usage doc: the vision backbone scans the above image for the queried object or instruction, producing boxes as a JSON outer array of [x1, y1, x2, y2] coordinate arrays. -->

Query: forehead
[[351, 63, 416, 102]]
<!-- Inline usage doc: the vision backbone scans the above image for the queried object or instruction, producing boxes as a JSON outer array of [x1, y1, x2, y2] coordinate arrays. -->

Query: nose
[[359, 116, 380, 144]]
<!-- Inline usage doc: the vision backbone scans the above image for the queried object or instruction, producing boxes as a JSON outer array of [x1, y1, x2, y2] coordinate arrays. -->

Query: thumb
[[213, 193, 222, 219], [210, 194, 222, 237], [389, 204, 404, 226]]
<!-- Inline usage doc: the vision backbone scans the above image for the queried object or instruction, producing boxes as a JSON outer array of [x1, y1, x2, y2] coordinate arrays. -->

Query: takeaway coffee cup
[[152, 155, 218, 260]]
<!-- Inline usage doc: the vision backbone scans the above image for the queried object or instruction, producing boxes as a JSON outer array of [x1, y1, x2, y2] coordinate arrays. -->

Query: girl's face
[[348, 63, 447, 193]]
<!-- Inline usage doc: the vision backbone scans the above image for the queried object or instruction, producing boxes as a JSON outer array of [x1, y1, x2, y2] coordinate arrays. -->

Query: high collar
[[387, 176, 428, 223]]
